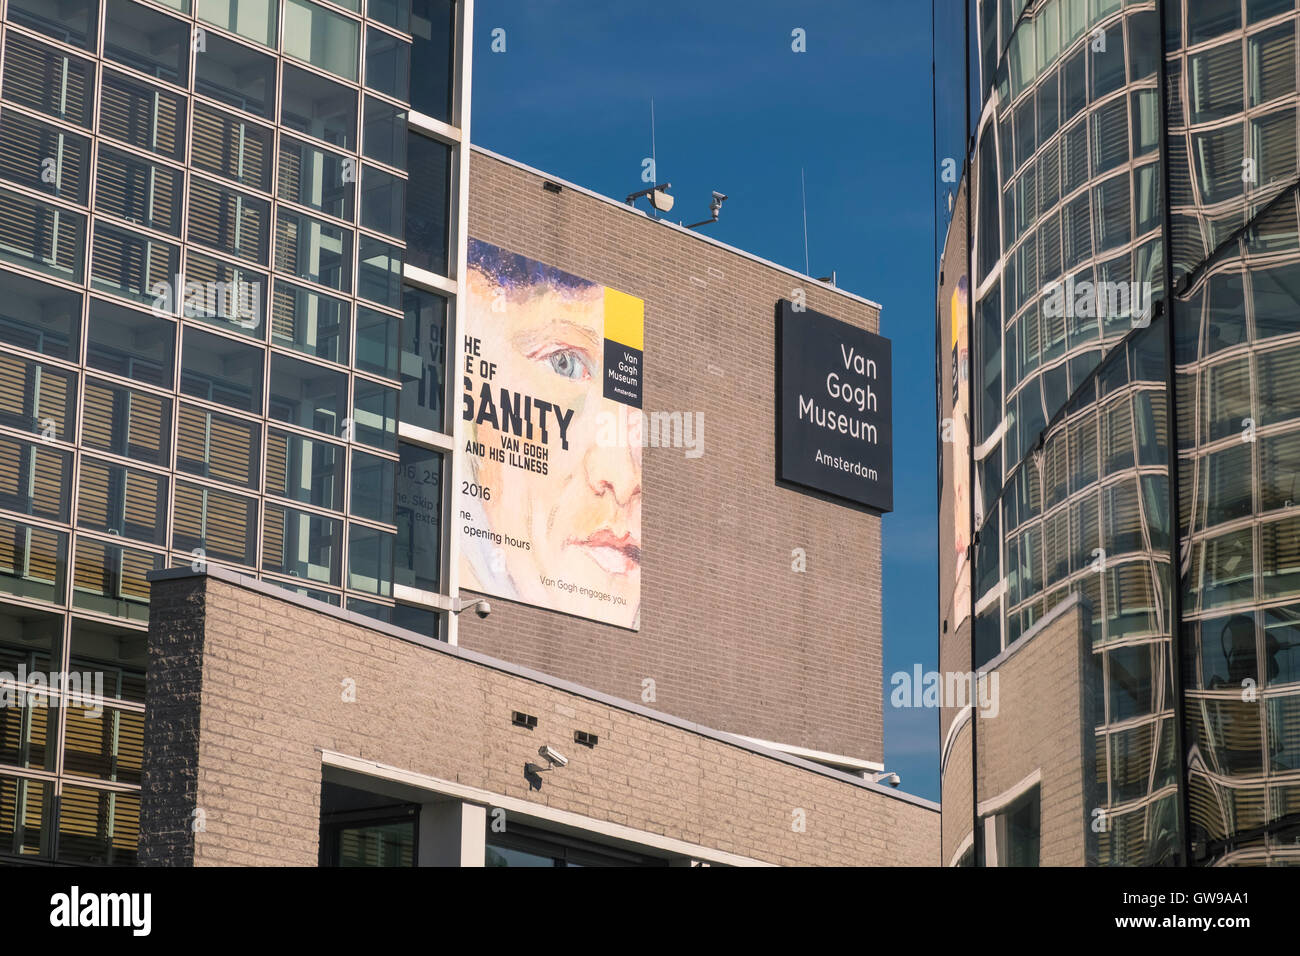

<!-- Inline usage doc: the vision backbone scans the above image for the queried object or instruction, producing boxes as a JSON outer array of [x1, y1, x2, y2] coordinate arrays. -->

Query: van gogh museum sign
[[777, 299, 894, 513]]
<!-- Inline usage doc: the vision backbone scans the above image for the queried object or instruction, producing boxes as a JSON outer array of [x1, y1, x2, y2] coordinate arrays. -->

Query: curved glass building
[[937, 0, 1300, 865]]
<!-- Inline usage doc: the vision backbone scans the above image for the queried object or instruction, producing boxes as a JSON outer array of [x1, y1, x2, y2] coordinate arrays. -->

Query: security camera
[[883, 772, 901, 787], [712, 191, 728, 203], [870, 770, 901, 787], [454, 598, 491, 619], [538, 745, 568, 768]]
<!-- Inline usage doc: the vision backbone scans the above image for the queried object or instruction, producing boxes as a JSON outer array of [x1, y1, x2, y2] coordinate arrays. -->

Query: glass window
[[180, 325, 265, 412], [262, 502, 341, 584], [197, 0, 279, 47], [0, 772, 52, 857], [410, 0, 456, 123], [268, 353, 348, 436], [275, 208, 353, 291], [77, 458, 168, 545], [395, 443, 441, 591], [0, 434, 69, 521], [0, 353, 76, 441], [0, 109, 91, 204], [361, 165, 405, 238], [2, 34, 95, 128], [351, 449, 394, 522], [0, 676, 56, 771], [405, 133, 450, 274], [56, 785, 138, 865], [69, 620, 147, 706], [0, 516, 65, 604], [0, 270, 81, 361], [348, 523, 393, 596], [401, 287, 446, 432], [353, 379, 398, 451], [370, 0, 410, 32], [282, 64, 358, 150], [100, 70, 188, 161], [1262, 514, 1300, 600], [266, 429, 343, 509], [172, 480, 257, 566], [90, 222, 178, 305], [62, 703, 142, 783], [365, 27, 410, 99], [0, 187, 85, 282], [176, 402, 260, 488], [71, 537, 154, 619], [355, 306, 400, 379], [187, 177, 269, 264], [278, 136, 355, 220], [363, 96, 407, 170], [95, 146, 184, 236], [272, 281, 350, 363], [184, 251, 267, 337], [82, 378, 170, 466], [7, 0, 99, 50], [86, 299, 175, 389], [104, 0, 190, 86], [283, 0, 360, 81], [358, 235, 402, 308], [191, 103, 273, 191], [195, 31, 277, 119], [1189, 0, 1242, 45]]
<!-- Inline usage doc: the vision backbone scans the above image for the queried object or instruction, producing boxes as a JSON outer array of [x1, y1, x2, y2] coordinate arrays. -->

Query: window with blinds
[[0, 774, 50, 857], [70, 537, 159, 621], [184, 250, 266, 334], [278, 136, 354, 219], [63, 706, 143, 786], [262, 502, 341, 584], [188, 177, 269, 264], [0, 108, 90, 204], [0, 433, 69, 521], [94, 146, 183, 236], [77, 458, 167, 545], [90, 222, 180, 305], [81, 377, 170, 465], [171, 481, 257, 566], [0, 515, 65, 602], [99, 70, 186, 162], [1, 33, 93, 128], [0, 186, 85, 281], [0, 699, 49, 771], [192, 102, 272, 192], [176, 402, 259, 488], [56, 784, 138, 865], [1261, 513, 1300, 599]]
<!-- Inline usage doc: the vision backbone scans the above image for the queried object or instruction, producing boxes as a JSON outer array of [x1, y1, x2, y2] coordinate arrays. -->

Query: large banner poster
[[459, 239, 644, 630]]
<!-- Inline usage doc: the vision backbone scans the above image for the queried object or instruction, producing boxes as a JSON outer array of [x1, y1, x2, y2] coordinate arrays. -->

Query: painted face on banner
[[463, 262, 642, 629]]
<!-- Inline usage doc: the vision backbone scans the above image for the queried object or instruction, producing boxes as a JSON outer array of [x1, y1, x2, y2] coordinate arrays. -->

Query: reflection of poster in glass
[[396, 443, 442, 592], [949, 276, 971, 630], [459, 239, 643, 629]]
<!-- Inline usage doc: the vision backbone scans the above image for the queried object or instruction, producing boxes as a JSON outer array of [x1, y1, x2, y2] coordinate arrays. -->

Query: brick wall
[[462, 149, 885, 761], [974, 598, 1097, 866], [139, 572, 937, 866]]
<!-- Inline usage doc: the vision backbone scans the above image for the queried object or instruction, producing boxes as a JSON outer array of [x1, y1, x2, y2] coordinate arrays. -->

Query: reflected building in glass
[[0, 0, 471, 863], [937, 0, 1300, 865]]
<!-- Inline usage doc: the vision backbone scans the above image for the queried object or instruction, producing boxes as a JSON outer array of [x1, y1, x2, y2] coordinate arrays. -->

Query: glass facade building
[[939, 0, 1300, 865], [0, 0, 471, 864]]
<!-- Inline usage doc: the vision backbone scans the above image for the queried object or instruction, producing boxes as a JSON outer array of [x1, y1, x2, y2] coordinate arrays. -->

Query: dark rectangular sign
[[777, 299, 893, 512]]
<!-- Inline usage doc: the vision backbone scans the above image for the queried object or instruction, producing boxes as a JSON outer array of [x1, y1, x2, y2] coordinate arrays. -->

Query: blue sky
[[470, 0, 940, 800]]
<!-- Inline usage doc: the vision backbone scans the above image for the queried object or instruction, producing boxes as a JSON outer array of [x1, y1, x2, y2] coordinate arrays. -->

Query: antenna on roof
[[801, 167, 811, 276]]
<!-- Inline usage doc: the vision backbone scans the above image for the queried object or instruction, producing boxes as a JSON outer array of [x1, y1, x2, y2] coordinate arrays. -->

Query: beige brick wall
[[461, 150, 885, 761], [974, 598, 1098, 866], [941, 718, 973, 865], [139, 572, 937, 867]]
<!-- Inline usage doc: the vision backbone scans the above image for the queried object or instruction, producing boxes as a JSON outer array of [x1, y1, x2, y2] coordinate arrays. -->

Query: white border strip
[[320, 749, 773, 867], [732, 734, 885, 773]]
